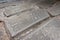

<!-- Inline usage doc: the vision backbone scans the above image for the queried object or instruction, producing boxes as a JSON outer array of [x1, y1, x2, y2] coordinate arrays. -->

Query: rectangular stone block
[[47, 2, 60, 16], [4, 2, 37, 17], [23, 16, 60, 40], [5, 7, 49, 36]]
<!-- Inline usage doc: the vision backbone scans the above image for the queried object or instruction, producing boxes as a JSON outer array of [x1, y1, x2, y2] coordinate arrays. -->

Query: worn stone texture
[[0, 9, 5, 21], [0, 22, 10, 40], [0, 9, 4, 17], [0, 0, 7, 3], [0, 0, 17, 3], [47, 1, 60, 16], [22, 16, 60, 40], [6, 0, 16, 2], [23, 0, 56, 9], [3, 2, 37, 17], [0, 1, 18, 8], [13, 17, 52, 40], [35, 0, 55, 9], [0, 1, 60, 40], [5, 6, 49, 37]]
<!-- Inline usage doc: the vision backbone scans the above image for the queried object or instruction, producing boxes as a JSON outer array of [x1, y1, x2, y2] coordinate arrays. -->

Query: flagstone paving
[[0, 0, 60, 40]]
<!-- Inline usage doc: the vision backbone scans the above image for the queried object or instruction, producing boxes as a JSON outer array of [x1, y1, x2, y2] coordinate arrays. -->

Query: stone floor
[[0, 0, 60, 40]]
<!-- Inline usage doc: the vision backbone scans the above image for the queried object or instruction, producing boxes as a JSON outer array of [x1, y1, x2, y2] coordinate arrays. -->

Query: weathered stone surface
[[22, 0, 56, 9], [0, 0, 7, 3], [47, 2, 60, 16], [3, 2, 37, 17], [6, 0, 16, 2], [0, 9, 5, 21], [0, 0, 16, 3], [23, 16, 60, 40], [35, 0, 55, 9], [0, 9, 4, 17], [0, 1, 22, 9], [5, 7, 49, 36], [0, 22, 10, 40]]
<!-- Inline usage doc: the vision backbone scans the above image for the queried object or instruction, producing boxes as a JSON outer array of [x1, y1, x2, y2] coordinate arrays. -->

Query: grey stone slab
[[47, 2, 60, 16], [0, 1, 23, 9], [0, 0, 7, 3], [23, 0, 56, 9], [5, 7, 49, 36], [23, 16, 60, 40], [0, 0, 16, 3], [22, 0, 56, 4], [35, 0, 56, 9], [3, 2, 37, 17], [6, 0, 16, 2]]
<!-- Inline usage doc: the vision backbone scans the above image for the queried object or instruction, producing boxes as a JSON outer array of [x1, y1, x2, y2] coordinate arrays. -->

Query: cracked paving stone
[[47, 1, 60, 16], [0, 22, 10, 40], [3, 2, 38, 17], [4, 7, 49, 37], [22, 16, 60, 40]]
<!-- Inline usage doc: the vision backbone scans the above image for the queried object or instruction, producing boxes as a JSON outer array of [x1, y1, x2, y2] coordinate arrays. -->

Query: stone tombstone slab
[[3, 2, 37, 17], [23, 16, 60, 40], [47, 2, 60, 16], [5, 6, 49, 36]]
